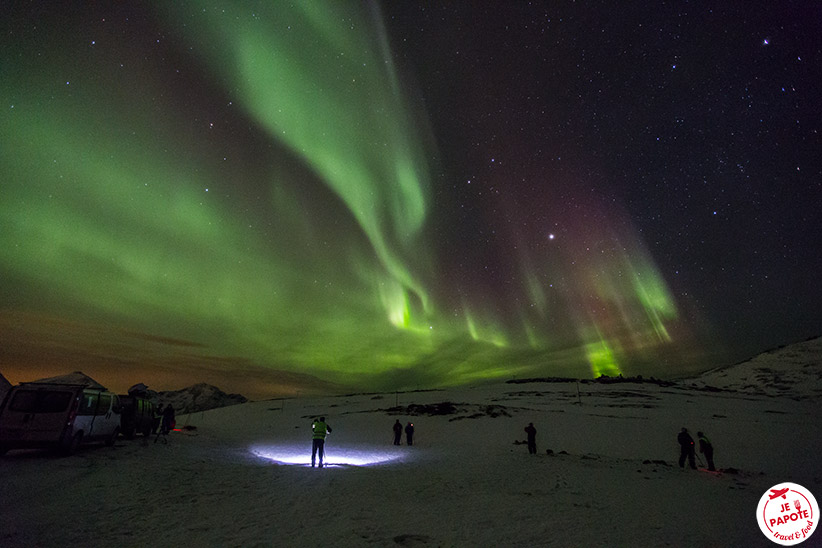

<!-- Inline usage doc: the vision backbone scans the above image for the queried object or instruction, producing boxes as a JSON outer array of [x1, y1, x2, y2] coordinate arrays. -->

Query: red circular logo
[[757, 483, 818, 545]]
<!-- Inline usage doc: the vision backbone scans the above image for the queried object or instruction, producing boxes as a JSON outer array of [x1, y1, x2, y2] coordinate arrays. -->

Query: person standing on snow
[[311, 416, 332, 468], [161, 404, 176, 435], [524, 422, 537, 454], [393, 419, 403, 445], [677, 427, 696, 469], [697, 431, 715, 471], [404, 422, 414, 446]]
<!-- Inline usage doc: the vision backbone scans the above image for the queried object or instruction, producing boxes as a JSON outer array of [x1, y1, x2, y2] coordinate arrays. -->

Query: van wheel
[[62, 432, 82, 456], [124, 427, 136, 440], [105, 427, 120, 447], [142, 425, 152, 438]]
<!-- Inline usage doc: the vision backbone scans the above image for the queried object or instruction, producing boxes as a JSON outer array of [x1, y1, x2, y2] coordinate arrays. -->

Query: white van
[[0, 383, 121, 455]]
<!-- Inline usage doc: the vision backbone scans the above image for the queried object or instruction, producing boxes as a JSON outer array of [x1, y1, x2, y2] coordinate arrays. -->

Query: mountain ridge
[[690, 335, 822, 398]]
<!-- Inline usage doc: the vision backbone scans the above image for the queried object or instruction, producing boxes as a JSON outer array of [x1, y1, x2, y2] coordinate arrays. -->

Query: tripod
[[154, 424, 170, 444]]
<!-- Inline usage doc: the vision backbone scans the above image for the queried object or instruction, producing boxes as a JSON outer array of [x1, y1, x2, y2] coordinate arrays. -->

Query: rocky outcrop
[[156, 383, 248, 414]]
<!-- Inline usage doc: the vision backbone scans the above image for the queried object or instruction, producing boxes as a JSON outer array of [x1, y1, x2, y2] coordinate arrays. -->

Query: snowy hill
[[156, 382, 248, 413], [690, 336, 822, 398]]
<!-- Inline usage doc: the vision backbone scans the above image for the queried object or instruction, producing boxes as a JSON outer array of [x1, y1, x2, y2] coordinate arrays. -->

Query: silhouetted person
[[311, 416, 332, 468], [154, 404, 175, 445], [405, 422, 414, 446], [393, 419, 403, 445], [697, 431, 715, 471], [524, 422, 537, 454], [161, 404, 175, 435], [677, 427, 696, 469]]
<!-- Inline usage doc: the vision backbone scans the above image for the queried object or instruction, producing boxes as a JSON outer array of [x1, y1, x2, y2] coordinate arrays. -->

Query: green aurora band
[[0, 3, 686, 392]]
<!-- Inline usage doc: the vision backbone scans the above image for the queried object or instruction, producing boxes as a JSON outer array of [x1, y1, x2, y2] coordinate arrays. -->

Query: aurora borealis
[[2, 3, 820, 398]]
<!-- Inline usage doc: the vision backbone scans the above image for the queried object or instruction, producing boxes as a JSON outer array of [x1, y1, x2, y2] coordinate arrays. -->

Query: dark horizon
[[3, 331, 819, 402]]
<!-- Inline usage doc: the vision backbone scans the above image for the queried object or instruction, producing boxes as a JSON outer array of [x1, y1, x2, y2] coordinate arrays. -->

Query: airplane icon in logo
[[769, 488, 790, 500]]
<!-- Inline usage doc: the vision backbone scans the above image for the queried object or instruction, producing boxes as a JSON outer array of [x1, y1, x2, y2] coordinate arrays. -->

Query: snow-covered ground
[[3, 363, 821, 547]]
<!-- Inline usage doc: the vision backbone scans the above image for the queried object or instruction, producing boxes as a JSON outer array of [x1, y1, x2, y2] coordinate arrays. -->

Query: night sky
[[2, 3, 820, 398]]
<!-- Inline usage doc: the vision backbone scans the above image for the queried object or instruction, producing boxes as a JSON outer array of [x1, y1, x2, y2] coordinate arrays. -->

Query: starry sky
[[1, 2, 820, 399]]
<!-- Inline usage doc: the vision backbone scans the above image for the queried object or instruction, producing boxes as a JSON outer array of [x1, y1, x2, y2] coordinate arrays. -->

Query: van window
[[98, 394, 112, 412], [9, 390, 39, 412], [78, 393, 100, 415], [39, 391, 73, 412], [9, 390, 72, 413]]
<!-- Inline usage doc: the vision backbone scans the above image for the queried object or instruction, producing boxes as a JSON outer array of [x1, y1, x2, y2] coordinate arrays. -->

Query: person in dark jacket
[[393, 419, 403, 445], [404, 422, 414, 446], [161, 404, 175, 435], [524, 423, 537, 454], [677, 427, 696, 469], [697, 431, 715, 471]]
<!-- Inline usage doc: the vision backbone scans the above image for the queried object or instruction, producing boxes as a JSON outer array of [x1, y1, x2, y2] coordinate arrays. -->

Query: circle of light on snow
[[250, 444, 405, 467]]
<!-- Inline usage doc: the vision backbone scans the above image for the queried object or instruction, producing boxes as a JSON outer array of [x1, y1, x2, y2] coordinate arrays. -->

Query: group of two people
[[523, 422, 716, 472], [392, 419, 415, 446], [153, 403, 176, 435], [677, 427, 715, 471]]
